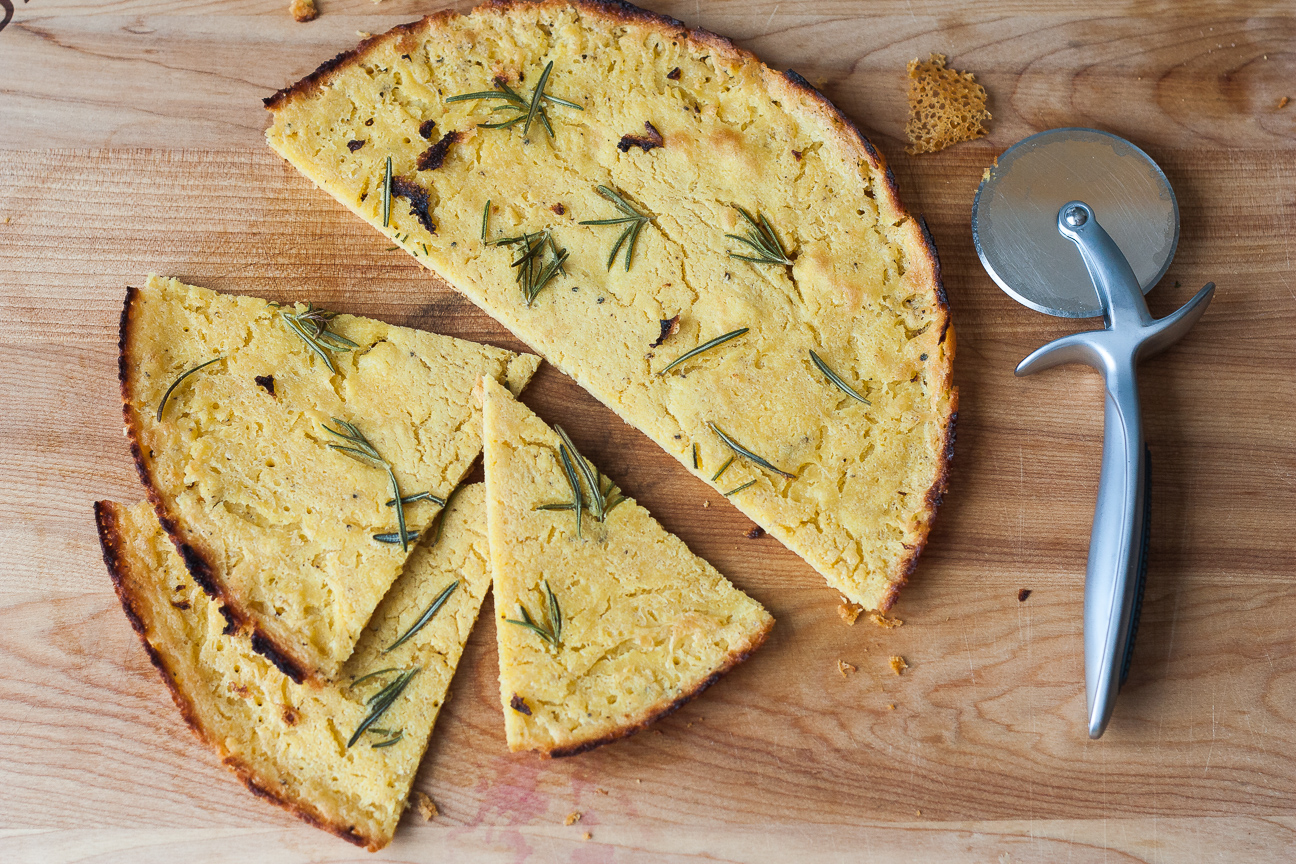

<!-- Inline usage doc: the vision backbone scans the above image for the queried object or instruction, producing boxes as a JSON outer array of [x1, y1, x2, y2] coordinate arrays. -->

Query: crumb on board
[[289, 0, 318, 22], [905, 53, 991, 154], [1018, 588, 1032, 602], [702, 500, 710, 508], [889, 655, 909, 675], [1279, 96, 1290, 109], [411, 791, 438, 820], [838, 600, 863, 625], [838, 660, 857, 677], [745, 525, 765, 539], [583, 831, 593, 841], [870, 612, 902, 629], [887, 703, 897, 710], [357, 31, 373, 38], [565, 811, 582, 826], [596, 788, 609, 795]]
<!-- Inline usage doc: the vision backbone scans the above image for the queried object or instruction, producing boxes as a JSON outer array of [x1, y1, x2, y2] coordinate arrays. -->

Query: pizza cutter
[[971, 128, 1214, 738]]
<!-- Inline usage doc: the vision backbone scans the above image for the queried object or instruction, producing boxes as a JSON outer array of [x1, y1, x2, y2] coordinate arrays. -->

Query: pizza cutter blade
[[971, 128, 1214, 738]]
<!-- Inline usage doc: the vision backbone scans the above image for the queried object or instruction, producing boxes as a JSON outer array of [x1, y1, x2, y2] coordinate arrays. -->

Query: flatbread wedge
[[264, 0, 956, 613], [120, 275, 538, 681], [95, 488, 493, 851], [482, 376, 773, 756]]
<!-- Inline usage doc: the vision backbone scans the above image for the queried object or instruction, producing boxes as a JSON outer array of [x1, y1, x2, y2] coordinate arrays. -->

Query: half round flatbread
[[264, 0, 956, 612]]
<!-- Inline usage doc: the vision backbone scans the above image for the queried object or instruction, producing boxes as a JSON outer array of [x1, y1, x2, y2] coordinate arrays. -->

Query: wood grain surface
[[2, 1, 1295, 861]]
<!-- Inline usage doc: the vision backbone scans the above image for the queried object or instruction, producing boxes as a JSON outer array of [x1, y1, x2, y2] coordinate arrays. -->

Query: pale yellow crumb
[[356, 31, 373, 38], [702, 500, 710, 508], [411, 791, 438, 821], [596, 788, 609, 795], [887, 703, 897, 710], [564, 811, 582, 826], [889, 655, 908, 675], [583, 831, 593, 841], [870, 612, 902, 629], [916, 809, 922, 816], [838, 660, 857, 677], [838, 600, 863, 625], [1280, 96, 1290, 110], [289, 0, 317, 23]]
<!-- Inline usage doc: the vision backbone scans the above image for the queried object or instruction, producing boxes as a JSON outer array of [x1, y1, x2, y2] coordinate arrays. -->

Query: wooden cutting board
[[2, 1, 1295, 861]]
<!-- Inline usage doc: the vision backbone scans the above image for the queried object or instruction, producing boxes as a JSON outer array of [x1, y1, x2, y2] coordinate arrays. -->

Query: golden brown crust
[[118, 286, 311, 685], [94, 500, 378, 851], [545, 616, 774, 758], [263, 0, 956, 609]]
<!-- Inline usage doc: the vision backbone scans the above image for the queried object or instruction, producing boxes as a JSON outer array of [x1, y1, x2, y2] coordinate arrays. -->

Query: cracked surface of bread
[[482, 377, 773, 756], [265, 0, 956, 612], [95, 489, 493, 851], [121, 275, 538, 680]]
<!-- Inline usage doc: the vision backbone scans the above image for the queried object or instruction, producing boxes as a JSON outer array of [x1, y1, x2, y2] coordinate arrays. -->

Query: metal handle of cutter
[[1015, 201, 1214, 738]]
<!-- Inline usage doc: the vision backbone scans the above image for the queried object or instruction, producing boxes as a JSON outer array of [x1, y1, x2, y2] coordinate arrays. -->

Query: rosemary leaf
[[282, 303, 357, 374], [723, 479, 758, 497], [809, 349, 871, 404], [348, 667, 420, 748], [710, 456, 735, 482], [545, 580, 563, 644], [555, 425, 605, 521], [481, 199, 491, 241], [384, 580, 459, 653], [659, 327, 749, 375], [521, 60, 552, 138], [503, 581, 562, 646], [692, 443, 699, 469], [350, 667, 399, 688], [385, 491, 446, 507], [156, 356, 223, 423], [382, 156, 393, 227], [373, 530, 421, 545], [557, 443, 584, 539], [708, 421, 795, 479], [371, 730, 404, 748]]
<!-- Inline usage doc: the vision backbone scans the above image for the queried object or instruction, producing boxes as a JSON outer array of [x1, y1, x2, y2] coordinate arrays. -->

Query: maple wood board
[[2, 2, 1295, 862]]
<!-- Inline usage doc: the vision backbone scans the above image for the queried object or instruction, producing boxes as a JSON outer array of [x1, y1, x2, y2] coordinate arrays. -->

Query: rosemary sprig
[[385, 491, 446, 507], [555, 425, 607, 521], [579, 185, 652, 271], [156, 356, 223, 422], [481, 199, 491, 241], [659, 327, 749, 375], [323, 418, 411, 552], [723, 479, 758, 497], [711, 456, 735, 482], [384, 580, 459, 653], [496, 230, 568, 306], [282, 303, 359, 374], [347, 666, 420, 748], [538, 426, 627, 533], [446, 61, 582, 139], [382, 156, 393, 227], [504, 580, 562, 646], [809, 349, 872, 405], [726, 206, 792, 266], [709, 421, 795, 479]]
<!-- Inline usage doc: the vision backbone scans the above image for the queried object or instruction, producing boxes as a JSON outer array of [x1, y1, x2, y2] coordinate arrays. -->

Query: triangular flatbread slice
[[264, 3, 956, 613], [481, 376, 773, 756], [120, 275, 538, 681], [96, 488, 491, 852]]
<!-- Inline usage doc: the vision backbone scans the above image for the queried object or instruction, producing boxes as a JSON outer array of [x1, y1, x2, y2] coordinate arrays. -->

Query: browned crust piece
[[118, 286, 312, 685], [94, 501, 377, 851], [544, 615, 774, 758], [263, 0, 957, 610]]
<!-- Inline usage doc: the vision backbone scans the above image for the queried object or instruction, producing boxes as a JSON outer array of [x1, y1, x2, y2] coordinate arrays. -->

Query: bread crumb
[[838, 660, 857, 676], [356, 31, 373, 38], [887, 703, 896, 710], [916, 809, 922, 816], [702, 500, 710, 508], [838, 600, 863, 625], [905, 54, 991, 154], [289, 0, 318, 22], [1280, 96, 1290, 109], [582, 831, 593, 841], [745, 525, 765, 539], [1018, 588, 1032, 602], [596, 788, 609, 795], [564, 811, 582, 826], [869, 612, 902, 629], [411, 791, 438, 820], [889, 655, 908, 675]]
